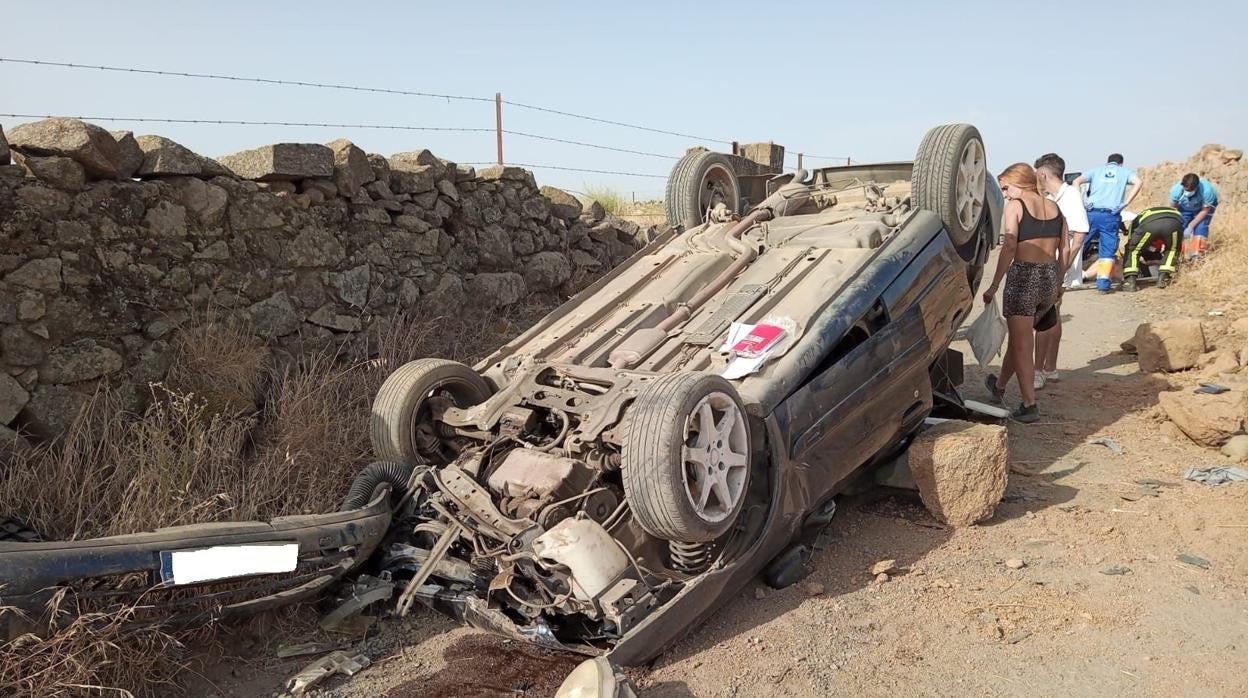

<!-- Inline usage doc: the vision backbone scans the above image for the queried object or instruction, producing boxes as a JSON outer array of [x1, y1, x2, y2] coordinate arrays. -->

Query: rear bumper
[[0, 488, 393, 634]]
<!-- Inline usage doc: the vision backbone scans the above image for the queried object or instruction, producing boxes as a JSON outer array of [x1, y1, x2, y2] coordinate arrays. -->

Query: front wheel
[[913, 124, 988, 248], [621, 372, 751, 543], [370, 359, 492, 466]]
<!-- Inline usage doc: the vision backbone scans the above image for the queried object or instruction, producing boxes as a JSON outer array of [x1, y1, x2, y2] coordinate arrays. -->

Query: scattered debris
[[1005, 630, 1032, 645], [1184, 466, 1248, 485], [874, 573, 890, 584], [870, 559, 898, 576], [286, 651, 371, 696], [319, 574, 395, 633], [1004, 559, 1026, 570], [1087, 437, 1123, 455], [1176, 554, 1212, 570], [1099, 565, 1132, 576], [753, 587, 767, 600], [1195, 382, 1230, 395], [275, 641, 345, 659], [1208, 309, 1226, 317], [803, 581, 826, 597], [1119, 482, 1161, 501]]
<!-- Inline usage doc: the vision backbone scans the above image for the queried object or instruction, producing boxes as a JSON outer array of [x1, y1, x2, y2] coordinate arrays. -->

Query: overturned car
[[363, 123, 1001, 663], [0, 124, 1000, 667]]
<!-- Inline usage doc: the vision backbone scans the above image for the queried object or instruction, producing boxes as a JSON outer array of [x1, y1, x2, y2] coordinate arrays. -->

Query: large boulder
[[326, 138, 374, 197], [247, 291, 302, 338], [40, 339, 124, 384], [110, 130, 144, 179], [540, 186, 583, 220], [523, 251, 572, 290], [1158, 389, 1247, 447], [6, 117, 121, 179], [218, 143, 333, 181], [467, 272, 526, 309], [12, 152, 86, 191], [135, 135, 230, 178], [1134, 319, 1207, 373], [907, 420, 1009, 527]]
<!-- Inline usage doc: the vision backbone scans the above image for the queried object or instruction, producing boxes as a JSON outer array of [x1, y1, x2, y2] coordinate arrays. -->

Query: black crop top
[[1017, 201, 1062, 241]]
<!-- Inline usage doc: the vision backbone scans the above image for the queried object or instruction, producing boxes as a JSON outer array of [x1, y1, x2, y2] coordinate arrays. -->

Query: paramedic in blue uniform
[[1072, 154, 1143, 293], [1170, 173, 1219, 260]]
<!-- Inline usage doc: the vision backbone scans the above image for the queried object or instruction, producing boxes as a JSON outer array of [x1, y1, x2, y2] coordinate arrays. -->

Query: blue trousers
[[1180, 209, 1214, 237], [1087, 209, 1121, 259]]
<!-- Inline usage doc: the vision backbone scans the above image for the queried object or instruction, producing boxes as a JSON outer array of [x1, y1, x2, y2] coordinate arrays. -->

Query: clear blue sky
[[2, 1, 1244, 200]]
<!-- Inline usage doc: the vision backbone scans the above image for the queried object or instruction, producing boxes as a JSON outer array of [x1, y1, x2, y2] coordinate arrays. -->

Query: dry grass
[[0, 294, 562, 696], [1173, 201, 1248, 312]]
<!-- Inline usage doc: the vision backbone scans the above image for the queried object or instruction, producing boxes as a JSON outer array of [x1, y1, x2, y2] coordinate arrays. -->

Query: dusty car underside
[[364, 125, 995, 660]]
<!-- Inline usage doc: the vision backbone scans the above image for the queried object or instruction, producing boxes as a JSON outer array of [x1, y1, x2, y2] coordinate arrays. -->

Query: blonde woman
[[982, 163, 1069, 422]]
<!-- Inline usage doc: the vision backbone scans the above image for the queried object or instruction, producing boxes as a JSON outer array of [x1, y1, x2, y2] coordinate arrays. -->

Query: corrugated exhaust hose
[[339, 460, 416, 511]]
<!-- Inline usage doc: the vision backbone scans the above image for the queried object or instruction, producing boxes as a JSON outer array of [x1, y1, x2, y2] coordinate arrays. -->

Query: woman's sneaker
[[1033, 372, 1046, 390], [1011, 403, 1040, 423], [984, 374, 1005, 404]]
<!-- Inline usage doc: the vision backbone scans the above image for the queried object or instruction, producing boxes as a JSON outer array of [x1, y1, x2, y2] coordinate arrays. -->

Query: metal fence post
[[797, 153, 803, 170], [495, 92, 504, 165]]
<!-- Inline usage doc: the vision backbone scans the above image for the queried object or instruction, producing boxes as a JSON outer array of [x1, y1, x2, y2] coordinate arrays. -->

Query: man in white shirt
[[1032, 153, 1089, 389]]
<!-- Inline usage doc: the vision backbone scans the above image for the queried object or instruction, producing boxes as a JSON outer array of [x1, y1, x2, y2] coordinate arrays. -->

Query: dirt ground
[[204, 265, 1248, 698]]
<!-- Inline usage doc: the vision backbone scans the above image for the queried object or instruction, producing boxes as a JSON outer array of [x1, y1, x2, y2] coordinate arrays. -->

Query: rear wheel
[[664, 151, 741, 231], [913, 124, 987, 249], [622, 372, 751, 543], [370, 359, 492, 466]]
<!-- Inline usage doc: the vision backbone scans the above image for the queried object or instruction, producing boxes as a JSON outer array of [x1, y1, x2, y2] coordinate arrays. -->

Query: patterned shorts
[[1003, 261, 1060, 318]]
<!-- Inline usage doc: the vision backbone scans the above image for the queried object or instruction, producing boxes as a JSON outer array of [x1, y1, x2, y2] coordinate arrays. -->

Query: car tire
[[664, 151, 741, 231], [913, 124, 987, 249], [621, 372, 751, 543], [370, 359, 492, 466]]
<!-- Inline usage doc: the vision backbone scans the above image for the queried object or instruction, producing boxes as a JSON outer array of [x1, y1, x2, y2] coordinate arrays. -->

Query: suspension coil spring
[[668, 541, 712, 575]]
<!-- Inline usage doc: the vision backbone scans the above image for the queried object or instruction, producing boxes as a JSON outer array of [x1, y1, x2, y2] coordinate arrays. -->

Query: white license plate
[[159, 543, 299, 586]]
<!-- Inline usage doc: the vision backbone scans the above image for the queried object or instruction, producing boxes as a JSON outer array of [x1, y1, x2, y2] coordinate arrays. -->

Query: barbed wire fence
[[0, 57, 853, 203]]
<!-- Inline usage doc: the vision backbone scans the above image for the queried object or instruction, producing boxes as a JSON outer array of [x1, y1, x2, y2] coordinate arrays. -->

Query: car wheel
[[913, 123, 987, 249], [370, 359, 492, 466], [622, 372, 751, 543], [664, 151, 741, 231]]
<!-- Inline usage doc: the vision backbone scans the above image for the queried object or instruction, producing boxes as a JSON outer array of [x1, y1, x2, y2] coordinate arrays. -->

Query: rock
[[5, 258, 62, 292], [7, 117, 120, 179], [1221, 434, 1248, 461], [16, 291, 45, 321], [144, 200, 188, 237], [22, 384, 88, 441], [478, 165, 536, 188], [1005, 558, 1026, 570], [0, 373, 30, 425], [436, 179, 459, 202], [907, 420, 1008, 527], [1134, 319, 1207, 372], [1100, 565, 1132, 576], [14, 153, 86, 190], [753, 587, 767, 600], [40, 339, 124, 384], [522, 251, 572, 291], [391, 149, 443, 174], [1199, 350, 1241, 380], [0, 125, 8, 165], [393, 214, 430, 233], [874, 573, 890, 583], [582, 198, 606, 223], [390, 164, 437, 195], [218, 143, 333, 181], [467, 272, 526, 308], [1158, 389, 1246, 447], [135, 135, 230, 178], [308, 304, 362, 332], [326, 138, 374, 197], [1, 325, 45, 366], [110, 130, 143, 178], [247, 291, 301, 337], [540, 186, 583, 220], [870, 559, 897, 576], [803, 581, 825, 597], [338, 264, 370, 307]]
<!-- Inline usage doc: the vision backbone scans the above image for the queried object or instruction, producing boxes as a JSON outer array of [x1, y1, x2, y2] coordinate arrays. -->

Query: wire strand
[[503, 99, 729, 144], [0, 113, 492, 133], [0, 57, 493, 102], [467, 162, 666, 179], [504, 130, 676, 159]]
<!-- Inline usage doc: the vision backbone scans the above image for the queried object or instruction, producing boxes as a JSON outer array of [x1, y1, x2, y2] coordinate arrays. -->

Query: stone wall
[[0, 118, 650, 441]]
